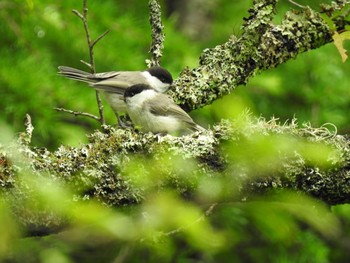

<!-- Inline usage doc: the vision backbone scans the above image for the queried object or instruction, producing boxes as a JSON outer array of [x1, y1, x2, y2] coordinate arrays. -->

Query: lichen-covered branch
[[171, 0, 348, 111], [147, 0, 165, 67], [1, 115, 350, 233], [17, 114, 34, 146]]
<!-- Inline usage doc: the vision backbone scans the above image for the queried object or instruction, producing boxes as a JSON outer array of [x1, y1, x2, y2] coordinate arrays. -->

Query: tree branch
[[91, 29, 110, 48], [288, 0, 307, 9], [147, 0, 165, 67], [170, 0, 347, 111], [54, 107, 100, 121], [162, 203, 217, 237], [71, 0, 107, 125], [3, 106, 350, 234]]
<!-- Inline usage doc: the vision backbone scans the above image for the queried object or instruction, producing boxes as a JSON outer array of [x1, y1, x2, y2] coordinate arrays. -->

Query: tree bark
[[170, 0, 345, 111]]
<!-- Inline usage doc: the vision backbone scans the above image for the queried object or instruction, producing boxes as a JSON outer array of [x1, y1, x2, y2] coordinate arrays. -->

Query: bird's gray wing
[[148, 94, 201, 131], [92, 79, 130, 93], [93, 71, 145, 94], [93, 71, 121, 79]]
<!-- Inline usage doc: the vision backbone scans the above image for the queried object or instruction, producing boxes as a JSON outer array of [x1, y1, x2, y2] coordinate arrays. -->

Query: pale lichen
[[147, 0, 165, 67], [1, 114, 350, 233], [170, 0, 344, 111]]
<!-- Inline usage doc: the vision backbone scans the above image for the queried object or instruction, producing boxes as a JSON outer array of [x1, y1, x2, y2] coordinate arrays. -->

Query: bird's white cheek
[[145, 74, 169, 93], [157, 82, 170, 93]]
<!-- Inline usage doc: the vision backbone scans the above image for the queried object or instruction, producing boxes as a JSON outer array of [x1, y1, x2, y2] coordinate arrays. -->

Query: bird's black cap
[[124, 84, 153, 99], [146, 66, 173, 85]]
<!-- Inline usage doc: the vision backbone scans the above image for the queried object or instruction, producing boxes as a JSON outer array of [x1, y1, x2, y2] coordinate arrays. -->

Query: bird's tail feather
[[58, 66, 96, 84]]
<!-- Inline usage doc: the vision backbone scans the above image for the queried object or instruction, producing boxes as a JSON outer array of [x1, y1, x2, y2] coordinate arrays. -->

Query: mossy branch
[[2, 120, 350, 233], [170, 0, 348, 111], [147, 0, 165, 67]]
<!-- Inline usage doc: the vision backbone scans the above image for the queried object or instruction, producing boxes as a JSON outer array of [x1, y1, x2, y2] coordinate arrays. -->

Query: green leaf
[[332, 31, 350, 63]]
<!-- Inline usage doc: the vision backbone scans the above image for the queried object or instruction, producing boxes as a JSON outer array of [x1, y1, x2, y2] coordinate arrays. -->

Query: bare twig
[[79, 59, 92, 69], [139, 203, 217, 243], [92, 29, 110, 48], [54, 108, 100, 121], [71, 0, 110, 125], [163, 203, 218, 237], [287, 0, 307, 9], [147, 0, 165, 67]]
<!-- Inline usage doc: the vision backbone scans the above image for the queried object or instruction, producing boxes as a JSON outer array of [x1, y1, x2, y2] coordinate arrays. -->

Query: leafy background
[[2, 0, 349, 149], [1, 0, 350, 262]]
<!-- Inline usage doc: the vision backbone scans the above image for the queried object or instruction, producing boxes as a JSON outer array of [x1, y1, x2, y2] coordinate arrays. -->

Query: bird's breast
[[103, 92, 126, 112]]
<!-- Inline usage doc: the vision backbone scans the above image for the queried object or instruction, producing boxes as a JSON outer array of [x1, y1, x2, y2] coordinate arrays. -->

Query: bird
[[57, 66, 173, 125], [124, 84, 204, 134]]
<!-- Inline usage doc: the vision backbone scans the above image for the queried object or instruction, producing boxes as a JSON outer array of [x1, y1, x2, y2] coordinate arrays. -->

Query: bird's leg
[[115, 113, 133, 129], [115, 112, 127, 128]]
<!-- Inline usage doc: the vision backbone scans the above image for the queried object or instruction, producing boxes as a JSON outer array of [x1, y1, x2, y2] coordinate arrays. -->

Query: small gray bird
[[124, 84, 204, 134], [58, 66, 173, 124]]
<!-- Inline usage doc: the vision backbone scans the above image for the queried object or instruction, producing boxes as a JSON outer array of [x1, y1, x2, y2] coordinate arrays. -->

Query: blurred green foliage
[[1, 0, 350, 262], [1, 135, 346, 262]]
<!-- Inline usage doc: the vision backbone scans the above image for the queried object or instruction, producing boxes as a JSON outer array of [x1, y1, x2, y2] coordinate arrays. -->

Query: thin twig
[[163, 203, 218, 237], [72, 9, 84, 20], [140, 203, 217, 242], [79, 59, 92, 69], [72, 0, 108, 125], [139, 203, 218, 243], [287, 0, 307, 9], [54, 107, 100, 121], [147, 0, 165, 67], [91, 29, 110, 48]]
